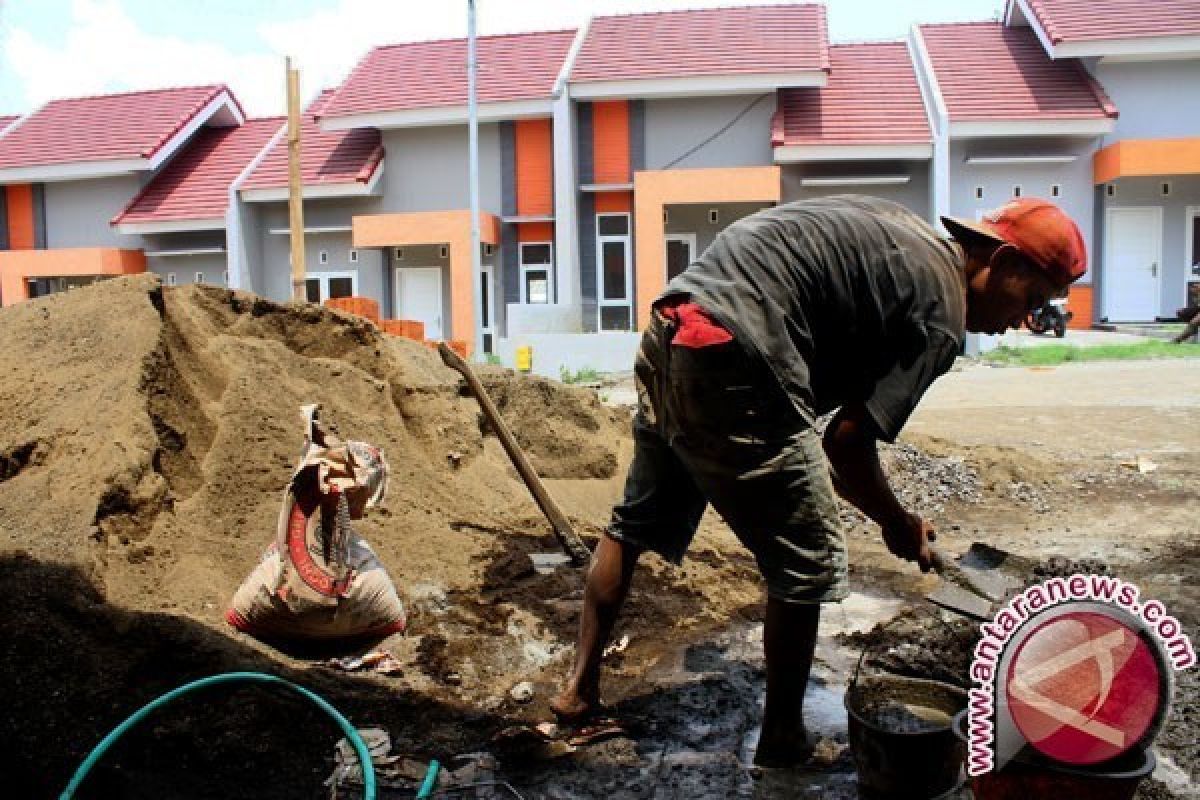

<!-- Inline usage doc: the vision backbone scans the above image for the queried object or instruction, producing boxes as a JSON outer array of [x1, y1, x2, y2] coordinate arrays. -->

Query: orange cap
[[942, 198, 1087, 285]]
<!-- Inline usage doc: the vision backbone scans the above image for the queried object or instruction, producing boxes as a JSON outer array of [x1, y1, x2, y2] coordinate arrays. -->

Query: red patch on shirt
[[657, 300, 734, 348]]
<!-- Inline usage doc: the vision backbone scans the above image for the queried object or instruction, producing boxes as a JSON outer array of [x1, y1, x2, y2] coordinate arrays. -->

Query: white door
[[1105, 207, 1161, 321], [395, 267, 443, 339], [665, 233, 696, 282]]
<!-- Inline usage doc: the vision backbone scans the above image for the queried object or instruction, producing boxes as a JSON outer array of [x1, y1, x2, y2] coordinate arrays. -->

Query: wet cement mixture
[[1, 275, 1196, 799]]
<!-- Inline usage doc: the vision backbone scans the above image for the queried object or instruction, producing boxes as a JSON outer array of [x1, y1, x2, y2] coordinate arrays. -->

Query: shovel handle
[[437, 343, 592, 567]]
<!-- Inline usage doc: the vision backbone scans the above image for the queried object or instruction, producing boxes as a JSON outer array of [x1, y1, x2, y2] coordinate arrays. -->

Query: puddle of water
[[735, 591, 906, 773], [516, 590, 919, 798], [823, 591, 909, 638]]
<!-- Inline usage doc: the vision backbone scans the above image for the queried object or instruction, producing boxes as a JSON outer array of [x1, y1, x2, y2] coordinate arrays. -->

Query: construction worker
[[551, 195, 1087, 766]]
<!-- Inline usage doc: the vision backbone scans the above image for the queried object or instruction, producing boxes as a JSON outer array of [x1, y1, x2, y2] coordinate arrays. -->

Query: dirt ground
[[1, 276, 1196, 798]]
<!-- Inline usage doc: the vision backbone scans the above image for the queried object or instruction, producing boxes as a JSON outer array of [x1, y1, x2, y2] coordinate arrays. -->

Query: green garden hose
[[60, 671, 375, 800], [416, 759, 441, 798]]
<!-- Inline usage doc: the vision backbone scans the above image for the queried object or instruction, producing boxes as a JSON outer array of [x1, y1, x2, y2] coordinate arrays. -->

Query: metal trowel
[[927, 542, 1031, 621]]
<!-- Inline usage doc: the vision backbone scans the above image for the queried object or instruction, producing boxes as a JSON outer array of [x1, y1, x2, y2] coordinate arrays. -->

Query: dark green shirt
[[663, 195, 967, 442]]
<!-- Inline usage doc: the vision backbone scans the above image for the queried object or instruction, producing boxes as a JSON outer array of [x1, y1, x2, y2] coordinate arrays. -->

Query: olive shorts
[[606, 311, 848, 605]]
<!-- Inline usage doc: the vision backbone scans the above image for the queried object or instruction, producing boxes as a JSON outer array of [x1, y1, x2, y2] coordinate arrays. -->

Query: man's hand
[[881, 512, 937, 572]]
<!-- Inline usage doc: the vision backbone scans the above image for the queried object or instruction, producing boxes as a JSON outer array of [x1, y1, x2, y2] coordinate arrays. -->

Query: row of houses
[[0, 0, 1198, 368]]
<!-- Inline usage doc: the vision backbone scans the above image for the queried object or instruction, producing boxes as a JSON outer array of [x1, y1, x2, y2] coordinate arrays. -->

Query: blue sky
[[0, 0, 1006, 117]]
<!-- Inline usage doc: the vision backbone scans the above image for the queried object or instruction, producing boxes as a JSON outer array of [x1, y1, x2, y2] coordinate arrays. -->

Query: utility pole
[[286, 56, 307, 302], [467, 0, 483, 356]]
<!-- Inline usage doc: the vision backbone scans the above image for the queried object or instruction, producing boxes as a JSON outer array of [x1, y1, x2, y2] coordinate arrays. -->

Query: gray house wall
[[140, 231, 228, 286], [147, 253, 228, 287], [1090, 60, 1200, 145], [948, 137, 1099, 281], [1097, 175, 1200, 318], [380, 123, 502, 213], [239, 202, 267, 297], [643, 94, 776, 170], [44, 175, 144, 248], [781, 162, 932, 219], [664, 201, 772, 258], [255, 197, 384, 303], [575, 103, 598, 333], [578, 193, 598, 333]]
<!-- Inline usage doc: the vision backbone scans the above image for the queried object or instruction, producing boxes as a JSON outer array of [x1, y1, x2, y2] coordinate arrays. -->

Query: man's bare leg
[[550, 535, 641, 720], [754, 598, 820, 767]]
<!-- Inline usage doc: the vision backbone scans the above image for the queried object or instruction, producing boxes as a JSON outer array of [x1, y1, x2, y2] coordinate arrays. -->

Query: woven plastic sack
[[227, 405, 406, 641]]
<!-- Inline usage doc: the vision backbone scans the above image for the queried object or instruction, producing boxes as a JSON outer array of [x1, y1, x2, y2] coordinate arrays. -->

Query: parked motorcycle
[[1026, 295, 1072, 338]]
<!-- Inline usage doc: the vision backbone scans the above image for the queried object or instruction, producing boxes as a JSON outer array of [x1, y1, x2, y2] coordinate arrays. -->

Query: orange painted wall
[[594, 191, 632, 213], [0, 247, 145, 306], [5, 185, 35, 250], [515, 119, 553, 217], [592, 101, 631, 185], [517, 221, 554, 243], [1066, 284, 1093, 329], [1094, 137, 1200, 184], [633, 166, 781, 330], [353, 210, 500, 349]]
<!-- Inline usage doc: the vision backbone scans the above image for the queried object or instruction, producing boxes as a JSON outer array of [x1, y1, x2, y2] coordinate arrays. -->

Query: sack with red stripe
[[227, 405, 406, 641]]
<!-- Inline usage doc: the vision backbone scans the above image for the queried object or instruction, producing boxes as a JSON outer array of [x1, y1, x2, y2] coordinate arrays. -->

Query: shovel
[[927, 542, 1032, 621]]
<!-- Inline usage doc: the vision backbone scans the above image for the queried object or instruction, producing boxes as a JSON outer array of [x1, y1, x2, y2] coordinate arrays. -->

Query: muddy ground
[[1, 276, 1196, 798]]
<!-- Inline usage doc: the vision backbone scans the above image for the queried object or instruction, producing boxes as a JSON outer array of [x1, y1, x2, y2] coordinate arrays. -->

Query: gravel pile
[[1032, 555, 1112, 578], [1006, 480, 1050, 513], [881, 442, 984, 514]]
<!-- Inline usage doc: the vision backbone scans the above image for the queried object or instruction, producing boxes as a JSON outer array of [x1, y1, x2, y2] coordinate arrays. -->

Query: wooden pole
[[286, 57, 306, 302]]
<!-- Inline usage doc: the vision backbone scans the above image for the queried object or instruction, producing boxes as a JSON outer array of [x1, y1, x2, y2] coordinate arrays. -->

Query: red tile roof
[[0, 85, 240, 170], [571, 4, 829, 84], [243, 91, 383, 190], [114, 118, 282, 225], [0, 115, 17, 135], [1022, 0, 1200, 44], [919, 22, 1116, 121], [774, 42, 930, 147], [319, 29, 576, 119]]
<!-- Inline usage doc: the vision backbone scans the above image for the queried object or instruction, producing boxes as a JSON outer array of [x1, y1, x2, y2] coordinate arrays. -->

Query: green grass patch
[[983, 340, 1200, 367], [559, 365, 602, 384]]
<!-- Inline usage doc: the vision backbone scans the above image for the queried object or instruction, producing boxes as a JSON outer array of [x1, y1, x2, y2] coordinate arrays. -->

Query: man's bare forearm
[[822, 406, 908, 528]]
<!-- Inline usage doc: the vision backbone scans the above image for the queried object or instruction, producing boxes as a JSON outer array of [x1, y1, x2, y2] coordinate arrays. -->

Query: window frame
[[664, 232, 697, 282], [305, 270, 359, 304], [519, 241, 555, 305]]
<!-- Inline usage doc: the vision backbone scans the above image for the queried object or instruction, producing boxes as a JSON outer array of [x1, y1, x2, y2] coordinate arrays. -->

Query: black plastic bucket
[[950, 710, 1157, 800], [846, 673, 968, 799]]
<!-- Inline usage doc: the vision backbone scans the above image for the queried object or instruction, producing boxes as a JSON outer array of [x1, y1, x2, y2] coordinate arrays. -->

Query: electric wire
[[658, 94, 770, 170]]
